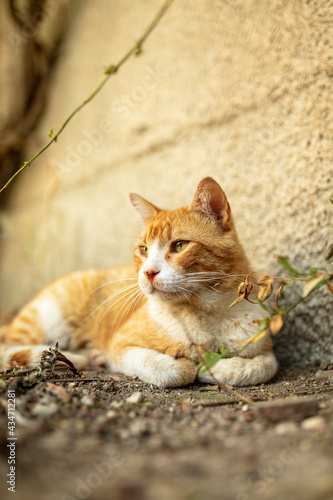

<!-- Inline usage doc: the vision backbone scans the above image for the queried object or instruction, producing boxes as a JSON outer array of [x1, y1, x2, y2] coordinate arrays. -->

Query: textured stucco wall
[[0, 0, 332, 364]]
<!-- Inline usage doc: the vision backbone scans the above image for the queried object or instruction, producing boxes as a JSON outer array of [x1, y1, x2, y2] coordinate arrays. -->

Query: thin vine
[[0, 0, 174, 193]]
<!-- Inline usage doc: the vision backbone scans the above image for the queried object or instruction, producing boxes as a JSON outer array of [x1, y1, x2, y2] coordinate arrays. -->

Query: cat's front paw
[[172, 357, 198, 387], [119, 347, 197, 388]]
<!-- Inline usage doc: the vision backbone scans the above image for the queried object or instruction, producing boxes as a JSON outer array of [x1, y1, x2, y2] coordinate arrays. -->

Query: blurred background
[[0, 0, 332, 364]]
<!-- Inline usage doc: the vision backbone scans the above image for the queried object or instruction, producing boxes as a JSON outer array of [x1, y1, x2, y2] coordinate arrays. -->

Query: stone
[[315, 369, 333, 380], [126, 391, 144, 404], [80, 395, 94, 406], [109, 400, 124, 409], [320, 360, 330, 370], [301, 416, 327, 433], [46, 383, 71, 403], [256, 397, 319, 422], [31, 403, 58, 418], [274, 422, 299, 434], [106, 410, 118, 420]]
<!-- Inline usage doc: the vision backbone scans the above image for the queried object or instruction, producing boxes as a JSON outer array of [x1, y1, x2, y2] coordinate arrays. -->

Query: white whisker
[[88, 277, 138, 296], [81, 282, 139, 325], [97, 286, 142, 327], [111, 288, 144, 331]]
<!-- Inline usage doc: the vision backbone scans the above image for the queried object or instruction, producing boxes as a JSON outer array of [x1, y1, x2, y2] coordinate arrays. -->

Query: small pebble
[[47, 383, 71, 403], [102, 382, 114, 392], [126, 391, 144, 404], [301, 416, 327, 433], [80, 395, 94, 406], [314, 369, 333, 380], [320, 360, 330, 371], [109, 400, 124, 409], [106, 410, 118, 420], [32, 403, 58, 418], [274, 422, 299, 434]]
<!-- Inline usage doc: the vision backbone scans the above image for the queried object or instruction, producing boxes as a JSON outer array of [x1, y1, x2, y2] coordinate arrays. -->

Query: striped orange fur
[[0, 178, 278, 387]]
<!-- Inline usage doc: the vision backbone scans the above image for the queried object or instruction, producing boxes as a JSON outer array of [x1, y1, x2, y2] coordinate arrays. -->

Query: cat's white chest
[[149, 298, 261, 355]]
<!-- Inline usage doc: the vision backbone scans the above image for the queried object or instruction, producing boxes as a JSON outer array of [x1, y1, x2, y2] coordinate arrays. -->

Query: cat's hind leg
[[0, 343, 88, 371], [197, 351, 278, 386], [0, 291, 86, 371]]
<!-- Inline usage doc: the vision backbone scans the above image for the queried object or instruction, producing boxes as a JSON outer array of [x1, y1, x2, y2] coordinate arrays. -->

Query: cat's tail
[[0, 322, 39, 370], [197, 350, 278, 386]]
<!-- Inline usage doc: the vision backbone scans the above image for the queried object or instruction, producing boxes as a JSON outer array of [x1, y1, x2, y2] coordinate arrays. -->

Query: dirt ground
[[1, 361, 333, 500]]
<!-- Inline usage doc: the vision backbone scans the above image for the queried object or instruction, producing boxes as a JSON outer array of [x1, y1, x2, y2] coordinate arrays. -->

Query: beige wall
[[1, 0, 332, 363]]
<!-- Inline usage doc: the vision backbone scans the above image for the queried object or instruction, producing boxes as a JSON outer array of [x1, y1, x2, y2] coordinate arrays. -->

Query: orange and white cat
[[0, 177, 278, 387]]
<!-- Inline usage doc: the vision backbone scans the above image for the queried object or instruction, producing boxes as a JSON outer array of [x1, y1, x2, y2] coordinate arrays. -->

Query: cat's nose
[[144, 269, 160, 283]]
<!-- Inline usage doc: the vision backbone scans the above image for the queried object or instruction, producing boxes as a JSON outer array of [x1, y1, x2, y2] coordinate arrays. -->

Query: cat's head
[[130, 177, 249, 306]]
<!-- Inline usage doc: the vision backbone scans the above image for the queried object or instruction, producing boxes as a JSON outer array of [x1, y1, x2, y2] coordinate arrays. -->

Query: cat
[[0, 177, 278, 387]]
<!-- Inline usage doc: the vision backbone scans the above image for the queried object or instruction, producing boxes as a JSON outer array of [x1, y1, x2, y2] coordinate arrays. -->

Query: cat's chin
[[143, 287, 188, 304], [146, 287, 173, 299]]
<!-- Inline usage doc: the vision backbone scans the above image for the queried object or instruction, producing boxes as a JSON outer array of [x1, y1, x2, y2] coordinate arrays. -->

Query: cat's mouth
[[148, 284, 169, 296], [141, 280, 180, 299]]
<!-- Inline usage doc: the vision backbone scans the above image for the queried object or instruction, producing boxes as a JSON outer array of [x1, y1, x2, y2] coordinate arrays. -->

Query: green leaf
[[220, 344, 230, 358], [276, 255, 304, 277], [260, 317, 270, 329], [302, 274, 327, 298], [48, 128, 54, 138], [203, 352, 222, 369], [310, 268, 318, 276], [198, 352, 222, 373]]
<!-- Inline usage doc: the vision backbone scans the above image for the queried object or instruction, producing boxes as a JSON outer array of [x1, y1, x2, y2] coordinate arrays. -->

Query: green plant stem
[[283, 295, 305, 315], [0, 0, 174, 193]]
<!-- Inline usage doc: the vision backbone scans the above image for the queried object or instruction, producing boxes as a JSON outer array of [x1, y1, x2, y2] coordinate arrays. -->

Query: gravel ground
[[0, 362, 333, 500]]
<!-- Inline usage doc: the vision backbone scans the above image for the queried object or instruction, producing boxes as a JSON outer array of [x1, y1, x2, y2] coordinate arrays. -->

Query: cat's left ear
[[190, 177, 232, 230], [130, 193, 160, 223]]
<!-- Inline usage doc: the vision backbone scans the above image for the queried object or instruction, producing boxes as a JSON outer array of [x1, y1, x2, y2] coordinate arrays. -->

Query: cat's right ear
[[190, 177, 232, 230], [130, 193, 160, 223]]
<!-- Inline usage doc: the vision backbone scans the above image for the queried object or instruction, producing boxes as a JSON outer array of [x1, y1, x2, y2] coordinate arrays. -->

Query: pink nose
[[144, 269, 160, 283]]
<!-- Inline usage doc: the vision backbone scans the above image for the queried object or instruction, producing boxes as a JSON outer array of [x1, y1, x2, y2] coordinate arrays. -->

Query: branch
[[0, 0, 174, 193], [204, 256, 333, 370]]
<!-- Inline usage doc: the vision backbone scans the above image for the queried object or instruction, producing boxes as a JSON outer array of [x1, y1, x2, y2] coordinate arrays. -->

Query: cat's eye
[[140, 246, 148, 257], [173, 241, 189, 253]]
